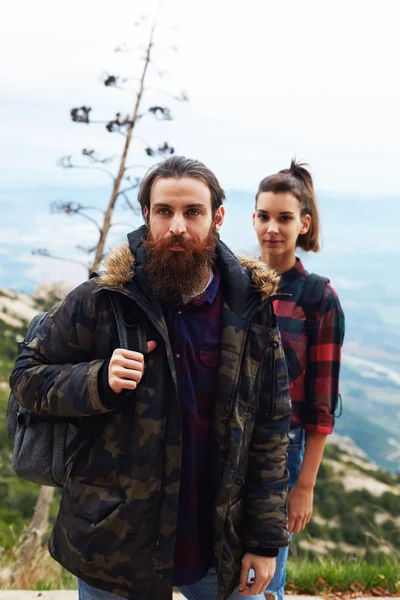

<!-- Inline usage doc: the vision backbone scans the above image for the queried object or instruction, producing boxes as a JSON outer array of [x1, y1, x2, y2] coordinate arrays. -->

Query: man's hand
[[108, 341, 157, 394], [287, 483, 313, 533], [239, 554, 276, 596]]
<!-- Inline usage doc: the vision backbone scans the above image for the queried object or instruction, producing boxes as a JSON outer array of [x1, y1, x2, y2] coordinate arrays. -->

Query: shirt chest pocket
[[199, 347, 220, 369], [192, 347, 220, 412]]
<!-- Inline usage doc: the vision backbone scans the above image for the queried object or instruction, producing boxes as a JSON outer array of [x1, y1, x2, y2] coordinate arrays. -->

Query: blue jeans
[[178, 567, 264, 599], [264, 427, 305, 600], [78, 568, 264, 599]]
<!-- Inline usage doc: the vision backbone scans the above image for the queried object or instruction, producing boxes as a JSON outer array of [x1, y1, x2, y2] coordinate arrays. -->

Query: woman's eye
[[280, 216, 292, 222], [258, 214, 268, 221]]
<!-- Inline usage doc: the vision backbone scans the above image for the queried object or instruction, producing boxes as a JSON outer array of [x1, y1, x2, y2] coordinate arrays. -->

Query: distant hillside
[[0, 284, 71, 380], [293, 443, 400, 559]]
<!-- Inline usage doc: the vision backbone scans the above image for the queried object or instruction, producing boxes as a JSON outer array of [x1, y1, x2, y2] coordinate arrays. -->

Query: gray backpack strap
[[301, 273, 329, 339], [106, 291, 147, 355], [107, 292, 129, 349]]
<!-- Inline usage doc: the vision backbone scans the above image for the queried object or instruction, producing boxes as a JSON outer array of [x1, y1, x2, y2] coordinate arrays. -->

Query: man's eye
[[187, 209, 201, 216], [158, 208, 170, 215]]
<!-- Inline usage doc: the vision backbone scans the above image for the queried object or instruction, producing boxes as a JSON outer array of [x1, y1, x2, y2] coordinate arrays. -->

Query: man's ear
[[214, 206, 225, 232], [143, 206, 149, 224]]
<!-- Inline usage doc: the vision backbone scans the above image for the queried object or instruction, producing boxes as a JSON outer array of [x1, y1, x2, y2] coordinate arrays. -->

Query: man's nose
[[169, 216, 186, 235]]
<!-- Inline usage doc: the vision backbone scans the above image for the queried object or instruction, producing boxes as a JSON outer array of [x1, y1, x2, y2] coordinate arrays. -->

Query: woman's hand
[[287, 483, 313, 533]]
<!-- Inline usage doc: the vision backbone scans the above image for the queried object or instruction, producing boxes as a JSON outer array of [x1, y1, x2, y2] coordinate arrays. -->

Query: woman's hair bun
[[280, 158, 314, 190]]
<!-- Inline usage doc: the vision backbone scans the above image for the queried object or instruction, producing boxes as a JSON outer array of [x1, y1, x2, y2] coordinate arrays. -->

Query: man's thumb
[[147, 340, 157, 353], [238, 564, 248, 593]]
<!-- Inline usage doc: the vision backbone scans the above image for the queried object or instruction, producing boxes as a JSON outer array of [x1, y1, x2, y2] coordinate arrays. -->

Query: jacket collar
[[99, 226, 280, 318]]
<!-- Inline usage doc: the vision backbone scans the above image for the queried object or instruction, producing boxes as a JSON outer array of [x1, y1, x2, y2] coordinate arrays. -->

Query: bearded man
[[10, 156, 291, 600]]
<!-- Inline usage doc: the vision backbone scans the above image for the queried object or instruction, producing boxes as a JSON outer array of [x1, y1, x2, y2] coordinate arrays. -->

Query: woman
[[253, 160, 345, 600]]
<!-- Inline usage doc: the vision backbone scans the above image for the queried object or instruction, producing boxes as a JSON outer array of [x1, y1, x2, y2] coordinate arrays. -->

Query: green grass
[[286, 555, 400, 594], [33, 570, 78, 591]]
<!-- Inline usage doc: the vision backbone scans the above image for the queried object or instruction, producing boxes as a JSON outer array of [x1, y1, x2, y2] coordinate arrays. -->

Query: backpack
[[300, 273, 329, 341], [300, 273, 342, 418], [6, 290, 147, 487]]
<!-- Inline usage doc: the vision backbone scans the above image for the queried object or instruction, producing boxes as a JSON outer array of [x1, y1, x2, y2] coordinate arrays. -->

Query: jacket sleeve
[[9, 281, 118, 418], [243, 326, 291, 552]]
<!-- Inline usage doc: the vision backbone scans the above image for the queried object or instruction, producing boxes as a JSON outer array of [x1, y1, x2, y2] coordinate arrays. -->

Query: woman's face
[[253, 191, 310, 258]]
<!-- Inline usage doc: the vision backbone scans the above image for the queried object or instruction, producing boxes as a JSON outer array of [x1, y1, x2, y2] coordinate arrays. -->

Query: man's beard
[[143, 224, 217, 303]]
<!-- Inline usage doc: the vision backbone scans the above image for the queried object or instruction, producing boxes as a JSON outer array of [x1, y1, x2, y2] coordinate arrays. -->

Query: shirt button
[[176, 353, 181, 359], [177, 311, 182, 315]]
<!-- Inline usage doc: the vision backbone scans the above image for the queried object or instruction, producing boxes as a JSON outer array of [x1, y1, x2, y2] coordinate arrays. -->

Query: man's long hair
[[138, 156, 225, 218]]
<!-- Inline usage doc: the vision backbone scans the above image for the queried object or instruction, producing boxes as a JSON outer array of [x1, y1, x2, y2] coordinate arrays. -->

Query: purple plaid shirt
[[161, 269, 223, 586]]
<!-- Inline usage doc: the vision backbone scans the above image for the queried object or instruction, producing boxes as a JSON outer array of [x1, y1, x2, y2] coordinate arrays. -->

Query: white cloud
[[0, 0, 399, 195]]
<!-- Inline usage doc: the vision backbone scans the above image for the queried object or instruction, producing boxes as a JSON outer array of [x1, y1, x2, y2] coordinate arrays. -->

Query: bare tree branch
[[50, 201, 102, 234], [70, 107, 119, 127], [71, 106, 91, 123], [100, 71, 141, 88], [124, 163, 149, 172], [32, 249, 89, 273], [72, 211, 103, 234], [116, 185, 140, 199], [76, 244, 98, 254], [118, 190, 141, 213], [148, 106, 173, 120], [90, 4, 165, 272], [144, 141, 174, 157], [105, 112, 135, 133], [58, 156, 116, 181], [146, 88, 189, 102], [82, 149, 117, 164]]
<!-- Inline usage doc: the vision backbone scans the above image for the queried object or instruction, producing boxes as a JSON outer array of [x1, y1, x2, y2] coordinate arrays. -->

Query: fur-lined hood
[[99, 241, 280, 301]]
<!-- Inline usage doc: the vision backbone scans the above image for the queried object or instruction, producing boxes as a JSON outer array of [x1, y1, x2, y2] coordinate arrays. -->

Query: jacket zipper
[[269, 340, 279, 418], [220, 297, 277, 469], [216, 299, 279, 573], [107, 286, 179, 581]]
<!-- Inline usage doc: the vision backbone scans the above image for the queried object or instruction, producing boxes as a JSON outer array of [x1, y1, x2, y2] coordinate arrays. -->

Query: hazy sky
[[2, 0, 400, 194], [1, 0, 399, 291]]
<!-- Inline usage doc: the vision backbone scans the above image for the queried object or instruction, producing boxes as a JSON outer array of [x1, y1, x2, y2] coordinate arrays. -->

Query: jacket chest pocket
[[246, 322, 291, 419], [239, 324, 275, 417]]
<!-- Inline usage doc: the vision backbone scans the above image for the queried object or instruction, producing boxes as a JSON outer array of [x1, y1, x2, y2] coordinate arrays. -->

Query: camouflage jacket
[[10, 227, 291, 600]]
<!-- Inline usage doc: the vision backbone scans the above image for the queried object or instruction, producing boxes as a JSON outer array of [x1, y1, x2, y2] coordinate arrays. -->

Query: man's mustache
[[145, 233, 215, 252]]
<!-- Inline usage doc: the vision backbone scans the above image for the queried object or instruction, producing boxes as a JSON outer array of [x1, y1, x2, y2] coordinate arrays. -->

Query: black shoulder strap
[[301, 273, 329, 339], [106, 291, 147, 355], [300, 273, 343, 419]]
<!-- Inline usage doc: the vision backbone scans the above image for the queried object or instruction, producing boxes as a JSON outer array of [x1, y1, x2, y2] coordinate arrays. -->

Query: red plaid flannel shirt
[[273, 258, 345, 435]]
